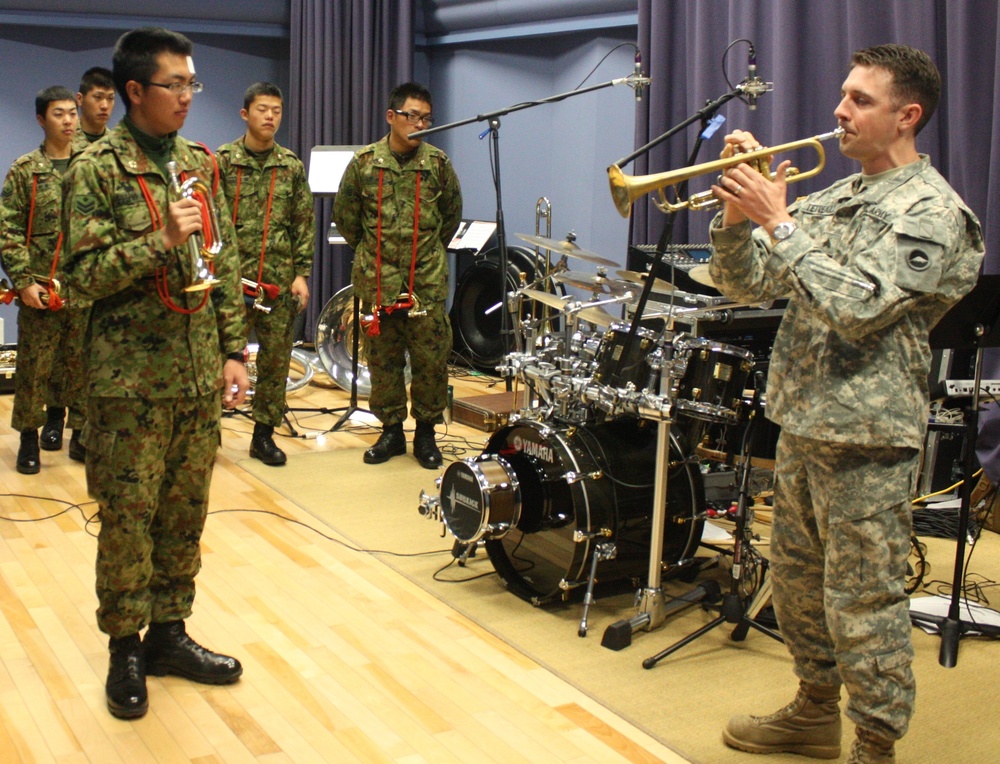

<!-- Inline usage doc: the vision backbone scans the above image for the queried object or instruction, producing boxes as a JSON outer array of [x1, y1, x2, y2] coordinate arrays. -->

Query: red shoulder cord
[[25, 173, 65, 311], [138, 173, 210, 314], [367, 167, 420, 336], [231, 161, 280, 299]]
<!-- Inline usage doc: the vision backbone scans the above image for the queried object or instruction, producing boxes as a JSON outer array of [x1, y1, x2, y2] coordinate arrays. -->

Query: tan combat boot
[[846, 727, 895, 763], [722, 681, 842, 759]]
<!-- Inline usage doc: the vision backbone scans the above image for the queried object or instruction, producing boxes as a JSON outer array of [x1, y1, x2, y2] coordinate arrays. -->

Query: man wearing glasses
[[61, 27, 248, 720], [334, 82, 463, 469]]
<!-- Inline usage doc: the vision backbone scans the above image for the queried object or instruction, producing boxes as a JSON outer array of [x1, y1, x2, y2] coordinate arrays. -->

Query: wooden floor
[[0, 360, 691, 764]]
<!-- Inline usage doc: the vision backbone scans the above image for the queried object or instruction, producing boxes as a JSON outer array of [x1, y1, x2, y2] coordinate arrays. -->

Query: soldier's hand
[[290, 275, 309, 313], [222, 358, 250, 409], [18, 283, 47, 310], [162, 197, 203, 251]]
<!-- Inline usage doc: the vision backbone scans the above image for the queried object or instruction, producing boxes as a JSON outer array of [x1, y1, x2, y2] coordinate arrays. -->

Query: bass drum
[[451, 245, 561, 371], [314, 284, 410, 398], [475, 417, 704, 604]]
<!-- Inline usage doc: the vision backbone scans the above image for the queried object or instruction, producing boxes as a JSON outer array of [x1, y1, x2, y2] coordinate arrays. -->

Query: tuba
[[166, 160, 222, 291]]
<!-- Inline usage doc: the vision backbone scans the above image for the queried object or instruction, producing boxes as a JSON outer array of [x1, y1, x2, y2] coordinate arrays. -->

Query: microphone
[[742, 44, 773, 110], [634, 50, 644, 103]]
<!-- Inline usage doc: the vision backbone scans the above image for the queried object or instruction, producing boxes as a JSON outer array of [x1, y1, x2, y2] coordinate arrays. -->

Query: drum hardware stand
[[578, 539, 617, 637], [642, 371, 783, 669], [908, 274, 1000, 665]]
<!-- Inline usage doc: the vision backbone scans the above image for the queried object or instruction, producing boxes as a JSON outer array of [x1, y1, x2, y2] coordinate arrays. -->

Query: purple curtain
[[634, 0, 999, 260], [289, 0, 415, 341]]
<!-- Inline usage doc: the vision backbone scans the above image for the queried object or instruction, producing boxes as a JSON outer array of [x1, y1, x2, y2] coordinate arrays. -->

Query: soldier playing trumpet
[[707, 44, 983, 763]]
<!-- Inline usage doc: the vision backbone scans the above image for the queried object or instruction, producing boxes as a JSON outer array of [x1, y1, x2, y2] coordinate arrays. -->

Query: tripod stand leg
[[578, 541, 615, 638]]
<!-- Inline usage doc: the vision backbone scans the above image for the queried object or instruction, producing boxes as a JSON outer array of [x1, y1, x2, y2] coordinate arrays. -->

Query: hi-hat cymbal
[[552, 269, 631, 294], [576, 304, 615, 327], [520, 287, 570, 312], [519, 288, 615, 327], [687, 264, 717, 289], [515, 233, 619, 267], [616, 269, 678, 293]]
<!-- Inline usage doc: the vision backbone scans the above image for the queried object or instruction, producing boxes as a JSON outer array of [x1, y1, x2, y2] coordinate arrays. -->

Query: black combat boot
[[106, 633, 148, 719], [143, 620, 243, 685], [364, 422, 406, 464], [16, 428, 40, 474], [68, 429, 86, 462], [40, 406, 65, 450], [413, 420, 442, 470], [249, 422, 287, 466]]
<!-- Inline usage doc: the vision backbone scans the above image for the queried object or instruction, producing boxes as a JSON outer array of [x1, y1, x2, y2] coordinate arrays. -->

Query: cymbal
[[520, 287, 570, 312], [552, 270, 631, 294], [616, 269, 678, 293], [519, 288, 615, 327], [575, 302, 615, 327], [515, 233, 620, 267], [687, 264, 717, 289]]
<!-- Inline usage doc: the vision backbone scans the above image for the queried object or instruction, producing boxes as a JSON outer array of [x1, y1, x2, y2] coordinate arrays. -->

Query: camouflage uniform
[[332, 137, 462, 426], [710, 156, 984, 740], [216, 137, 315, 428], [0, 145, 86, 432], [61, 119, 245, 638]]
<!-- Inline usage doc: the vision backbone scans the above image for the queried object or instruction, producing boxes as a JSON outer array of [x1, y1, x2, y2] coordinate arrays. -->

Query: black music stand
[[287, 146, 370, 433], [910, 273, 1000, 666]]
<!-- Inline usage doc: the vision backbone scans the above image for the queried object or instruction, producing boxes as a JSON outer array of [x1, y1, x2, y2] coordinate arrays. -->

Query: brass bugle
[[166, 160, 221, 292], [608, 127, 845, 217], [0, 275, 61, 305]]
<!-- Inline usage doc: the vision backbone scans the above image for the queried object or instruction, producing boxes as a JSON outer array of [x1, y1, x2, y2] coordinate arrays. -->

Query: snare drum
[[671, 336, 755, 424]]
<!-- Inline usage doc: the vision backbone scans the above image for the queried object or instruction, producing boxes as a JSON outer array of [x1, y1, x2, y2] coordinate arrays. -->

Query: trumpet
[[0, 275, 61, 307], [166, 160, 222, 292], [608, 127, 845, 217]]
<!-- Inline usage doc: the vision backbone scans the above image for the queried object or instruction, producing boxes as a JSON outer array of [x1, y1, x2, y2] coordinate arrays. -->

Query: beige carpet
[[239, 449, 1000, 764]]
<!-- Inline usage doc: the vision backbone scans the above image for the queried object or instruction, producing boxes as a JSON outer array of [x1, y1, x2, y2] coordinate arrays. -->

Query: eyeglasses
[[144, 80, 204, 96], [393, 109, 433, 126]]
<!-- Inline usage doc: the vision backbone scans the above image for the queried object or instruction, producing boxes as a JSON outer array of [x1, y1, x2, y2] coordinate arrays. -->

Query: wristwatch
[[771, 220, 797, 242]]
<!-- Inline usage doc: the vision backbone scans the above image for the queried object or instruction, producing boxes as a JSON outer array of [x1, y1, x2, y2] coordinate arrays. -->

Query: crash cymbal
[[552, 269, 631, 294], [515, 232, 620, 267], [616, 269, 678, 293], [520, 288, 615, 327], [687, 264, 717, 289]]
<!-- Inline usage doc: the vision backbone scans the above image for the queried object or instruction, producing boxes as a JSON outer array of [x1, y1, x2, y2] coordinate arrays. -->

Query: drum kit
[[419, 230, 763, 637]]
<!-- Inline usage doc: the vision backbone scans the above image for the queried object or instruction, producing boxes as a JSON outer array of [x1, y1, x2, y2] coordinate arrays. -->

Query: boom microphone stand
[[643, 371, 783, 669], [409, 69, 650, 381]]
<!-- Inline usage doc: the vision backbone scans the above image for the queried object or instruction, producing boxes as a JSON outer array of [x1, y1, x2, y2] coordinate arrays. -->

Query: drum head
[[481, 418, 704, 604]]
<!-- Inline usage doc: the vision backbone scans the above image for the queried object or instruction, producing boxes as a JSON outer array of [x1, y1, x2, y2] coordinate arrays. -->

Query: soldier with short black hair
[[708, 44, 984, 763], [217, 81, 315, 466], [0, 85, 78, 474], [62, 26, 249, 721], [333, 81, 463, 470]]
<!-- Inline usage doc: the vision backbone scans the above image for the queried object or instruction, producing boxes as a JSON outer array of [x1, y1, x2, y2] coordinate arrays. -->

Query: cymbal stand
[[642, 371, 783, 669]]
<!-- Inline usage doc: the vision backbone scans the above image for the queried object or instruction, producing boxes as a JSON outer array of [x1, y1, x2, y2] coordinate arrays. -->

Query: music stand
[[911, 273, 1000, 666], [288, 146, 370, 432]]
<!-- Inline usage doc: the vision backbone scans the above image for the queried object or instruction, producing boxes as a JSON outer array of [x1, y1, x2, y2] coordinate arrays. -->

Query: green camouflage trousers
[[245, 291, 297, 428], [365, 301, 451, 426], [49, 306, 90, 430], [11, 304, 65, 431], [85, 393, 221, 637], [770, 431, 918, 740]]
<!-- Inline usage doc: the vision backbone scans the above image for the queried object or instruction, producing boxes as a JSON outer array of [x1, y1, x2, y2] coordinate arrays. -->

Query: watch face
[[774, 222, 795, 240]]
